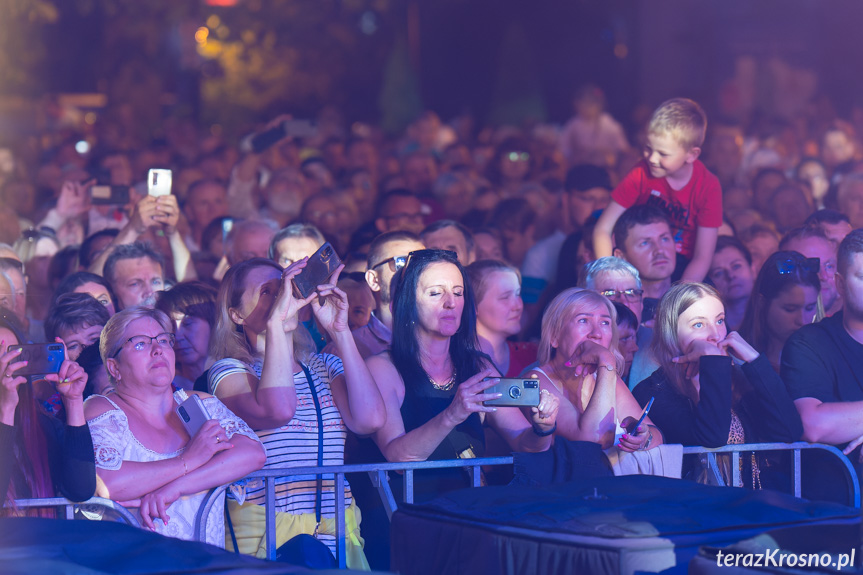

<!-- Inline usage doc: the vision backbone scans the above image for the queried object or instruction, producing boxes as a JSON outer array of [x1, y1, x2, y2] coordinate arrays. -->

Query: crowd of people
[[3, 86, 863, 569]]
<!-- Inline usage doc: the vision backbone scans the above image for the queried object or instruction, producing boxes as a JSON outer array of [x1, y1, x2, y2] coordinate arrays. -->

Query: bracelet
[[599, 364, 615, 372], [638, 429, 654, 451], [532, 421, 557, 437], [179, 455, 188, 476]]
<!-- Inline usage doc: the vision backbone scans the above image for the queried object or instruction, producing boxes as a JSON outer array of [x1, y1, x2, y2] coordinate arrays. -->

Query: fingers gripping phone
[[631, 397, 654, 437], [483, 378, 541, 407], [147, 169, 172, 197], [8, 343, 65, 377], [176, 394, 212, 437], [292, 242, 342, 299]]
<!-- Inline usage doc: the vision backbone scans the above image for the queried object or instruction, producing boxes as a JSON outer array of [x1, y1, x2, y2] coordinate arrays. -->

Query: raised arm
[[213, 262, 316, 429], [313, 266, 385, 435], [593, 200, 627, 259]]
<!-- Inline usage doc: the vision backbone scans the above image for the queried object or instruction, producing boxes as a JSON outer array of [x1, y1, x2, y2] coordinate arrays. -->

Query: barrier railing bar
[[335, 473, 346, 569], [11, 496, 141, 527], [732, 451, 740, 488], [681, 442, 860, 507], [369, 469, 397, 521], [793, 449, 802, 499], [403, 469, 414, 505], [265, 477, 276, 561]]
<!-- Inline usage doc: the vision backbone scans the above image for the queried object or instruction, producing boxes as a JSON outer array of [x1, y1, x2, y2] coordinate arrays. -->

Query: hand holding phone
[[7, 343, 65, 377], [630, 397, 654, 437], [147, 169, 172, 197], [292, 242, 342, 299], [176, 394, 212, 438], [482, 378, 541, 407]]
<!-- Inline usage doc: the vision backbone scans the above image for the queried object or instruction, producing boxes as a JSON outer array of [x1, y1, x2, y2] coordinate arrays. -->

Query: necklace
[[428, 367, 457, 391]]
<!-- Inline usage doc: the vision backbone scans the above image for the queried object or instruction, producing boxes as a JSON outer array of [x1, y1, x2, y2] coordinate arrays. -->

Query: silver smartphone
[[176, 394, 211, 437], [147, 168, 172, 197], [483, 378, 541, 407]]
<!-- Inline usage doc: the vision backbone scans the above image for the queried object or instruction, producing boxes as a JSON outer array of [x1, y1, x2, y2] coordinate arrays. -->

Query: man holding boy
[[612, 204, 677, 322], [594, 98, 722, 283]]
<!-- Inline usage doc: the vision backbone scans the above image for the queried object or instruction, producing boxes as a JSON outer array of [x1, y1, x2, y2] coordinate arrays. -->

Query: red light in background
[[205, 0, 238, 6]]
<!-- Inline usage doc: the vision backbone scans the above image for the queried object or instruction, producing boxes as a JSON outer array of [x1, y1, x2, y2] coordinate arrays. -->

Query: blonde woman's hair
[[100, 306, 173, 385], [649, 282, 722, 394], [648, 97, 708, 150], [208, 258, 316, 367], [538, 287, 624, 372]]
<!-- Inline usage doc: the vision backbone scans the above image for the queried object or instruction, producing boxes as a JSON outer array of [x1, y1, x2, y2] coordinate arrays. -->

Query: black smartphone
[[483, 378, 541, 408], [8, 343, 65, 377], [292, 242, 342, 299], [90, 185, 130, 205], [250, 123, 289, 154]]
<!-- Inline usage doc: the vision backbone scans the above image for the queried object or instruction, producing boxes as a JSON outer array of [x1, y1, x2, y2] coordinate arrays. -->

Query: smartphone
[[176, 394, 212, 438], [483, 378, 541, 408], [221, 218, 234, 243], [147, 169, 172, 197], [7, 343, 65, 377], [292, 242, 342, 299], [90, 185, 130, 205], [631, 396, 654, 437]]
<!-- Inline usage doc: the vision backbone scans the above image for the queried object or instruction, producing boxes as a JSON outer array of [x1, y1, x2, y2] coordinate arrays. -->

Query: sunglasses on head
[[776, 256, 819, 275], [404, 249, 459, 270]]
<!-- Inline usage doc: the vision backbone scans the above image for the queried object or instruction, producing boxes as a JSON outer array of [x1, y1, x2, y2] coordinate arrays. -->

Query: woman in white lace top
[[85, 307, 265, 547]]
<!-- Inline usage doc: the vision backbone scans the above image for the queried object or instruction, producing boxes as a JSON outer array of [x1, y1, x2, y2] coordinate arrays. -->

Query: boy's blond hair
[[648, 98, 707, 150]]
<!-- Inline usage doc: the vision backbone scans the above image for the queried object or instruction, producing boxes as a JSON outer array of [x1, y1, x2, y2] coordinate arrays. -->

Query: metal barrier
[[195, 456, 515, 568], [10, 443, 858, 570], [10, 496, 141, 527], [681, 442, 861, 507]]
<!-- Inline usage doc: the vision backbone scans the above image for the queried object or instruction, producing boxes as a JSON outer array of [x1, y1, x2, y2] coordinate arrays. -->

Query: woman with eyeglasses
[[739, 251, 821, 373], [207, 257, 384, 567], [632, 282, 803, 487], [366, 249, 558, 496], [465, 259, 537, 377], [84, 307, 266, 546]]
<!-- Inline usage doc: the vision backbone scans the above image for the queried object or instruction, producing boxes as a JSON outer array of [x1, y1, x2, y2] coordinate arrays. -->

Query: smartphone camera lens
[[323, 247, 332, 257], [508, 385, 522, 400], [179, 407, 190, 422]]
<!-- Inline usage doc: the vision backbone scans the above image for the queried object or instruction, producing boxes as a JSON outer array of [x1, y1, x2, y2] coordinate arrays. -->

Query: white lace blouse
[[86, 390, 261, 547]]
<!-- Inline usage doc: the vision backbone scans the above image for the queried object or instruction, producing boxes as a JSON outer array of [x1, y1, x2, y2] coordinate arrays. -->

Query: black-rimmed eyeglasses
[[112, 333, 175, 358]]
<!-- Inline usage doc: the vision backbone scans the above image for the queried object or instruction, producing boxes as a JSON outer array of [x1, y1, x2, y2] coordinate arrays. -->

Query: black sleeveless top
[[395, 372, 486, 502]]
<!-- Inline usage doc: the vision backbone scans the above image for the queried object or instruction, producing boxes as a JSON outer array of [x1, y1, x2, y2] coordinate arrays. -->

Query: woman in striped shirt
[[208, 257, 384, 568]]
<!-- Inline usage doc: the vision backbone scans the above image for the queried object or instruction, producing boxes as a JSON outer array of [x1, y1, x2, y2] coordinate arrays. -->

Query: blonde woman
[[632, 282, 802, 487], [526, 288, 660, 451], [208, 257, 384, 567]]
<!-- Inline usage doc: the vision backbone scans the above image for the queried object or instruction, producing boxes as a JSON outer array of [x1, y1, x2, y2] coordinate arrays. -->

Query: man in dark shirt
[[782, 229, 863, 449]]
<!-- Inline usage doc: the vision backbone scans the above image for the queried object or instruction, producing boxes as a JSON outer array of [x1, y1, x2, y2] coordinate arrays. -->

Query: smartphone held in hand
[[7, 343, 65, 377], [147, 169, 172, 197], [176, 394, 212, 437], [483, 378, 541, 407], [292, 242, 341, 299]]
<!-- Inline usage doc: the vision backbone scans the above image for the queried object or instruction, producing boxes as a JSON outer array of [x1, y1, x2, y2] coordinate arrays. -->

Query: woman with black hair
[[739, 251, 821, 373], [366, 249, 558, 495], [0, 309, 95, 515]]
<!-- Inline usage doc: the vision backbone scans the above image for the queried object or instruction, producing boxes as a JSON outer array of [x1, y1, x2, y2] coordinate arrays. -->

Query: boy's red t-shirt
[[611, 159, 722, 258]]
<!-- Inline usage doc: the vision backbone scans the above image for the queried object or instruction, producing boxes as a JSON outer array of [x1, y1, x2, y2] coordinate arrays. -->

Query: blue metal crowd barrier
[[9, 496, 141, 526], [10, 443, 860, 570], [680, 441, 861, 506]]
